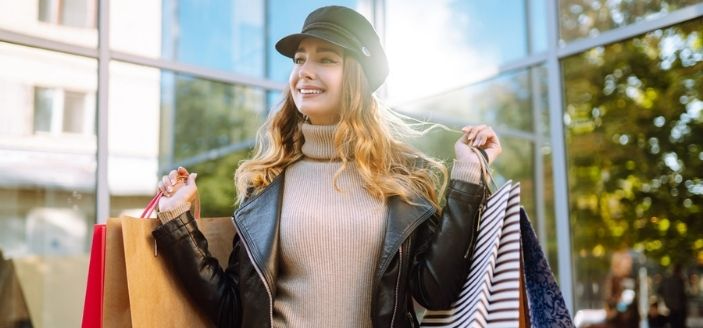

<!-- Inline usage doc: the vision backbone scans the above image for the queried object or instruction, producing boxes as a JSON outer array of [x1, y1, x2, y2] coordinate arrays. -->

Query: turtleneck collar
[[300, 122, 339, 160]]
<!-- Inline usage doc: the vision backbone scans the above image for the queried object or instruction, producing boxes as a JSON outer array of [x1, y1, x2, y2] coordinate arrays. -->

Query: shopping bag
[[111, 216, 234, 327], [82, 182, 236, 327], [421, 180, 522, 327], [519, 208, 574, 327], [419, 181, 574, 327], [81, 224, 106, 328]]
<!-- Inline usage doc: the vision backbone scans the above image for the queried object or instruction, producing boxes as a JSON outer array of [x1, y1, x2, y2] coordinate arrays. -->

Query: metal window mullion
[[529, 66, 549, 254], [96, 0, 109, 223], [546, 0, 574, 314], [0, 28, 98, 57], [525, 0, 549, 254]]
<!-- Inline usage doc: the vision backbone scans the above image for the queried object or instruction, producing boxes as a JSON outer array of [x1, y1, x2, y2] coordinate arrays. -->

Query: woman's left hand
[[454, 125, 502, 164]]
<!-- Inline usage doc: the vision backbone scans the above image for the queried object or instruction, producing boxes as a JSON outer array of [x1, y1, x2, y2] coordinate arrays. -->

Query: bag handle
[[469, 146, 497, 192], [140, 175, 201, 220]]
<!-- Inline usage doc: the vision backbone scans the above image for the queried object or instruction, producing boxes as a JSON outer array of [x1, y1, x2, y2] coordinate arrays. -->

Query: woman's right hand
[[157, 166, 198, 212]]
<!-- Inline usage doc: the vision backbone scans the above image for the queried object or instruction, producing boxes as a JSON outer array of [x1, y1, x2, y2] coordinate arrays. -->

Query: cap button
[[361, 46, 371, 57]]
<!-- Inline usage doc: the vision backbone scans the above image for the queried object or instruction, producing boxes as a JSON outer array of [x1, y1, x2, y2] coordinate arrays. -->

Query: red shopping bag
[[80, 188, 161, 328], [81, 224, 106, 328]]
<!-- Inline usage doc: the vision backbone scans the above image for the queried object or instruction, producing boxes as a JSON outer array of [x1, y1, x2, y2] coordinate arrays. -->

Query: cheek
[[327, 69, 344, 95], [289, 68, 299, 89]]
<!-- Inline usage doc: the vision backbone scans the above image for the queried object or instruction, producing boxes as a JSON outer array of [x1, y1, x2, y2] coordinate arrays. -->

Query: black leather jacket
[[153, 169, 486, 328]]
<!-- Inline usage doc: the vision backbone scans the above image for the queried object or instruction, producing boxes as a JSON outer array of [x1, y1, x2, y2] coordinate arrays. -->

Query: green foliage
[[563, 18, 703, 297], [190, 150, 252, 217], [171, 75, 264, 162]]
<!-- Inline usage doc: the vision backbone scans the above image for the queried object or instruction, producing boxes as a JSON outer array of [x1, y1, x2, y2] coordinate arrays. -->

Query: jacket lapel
[[232, 171, 285, 294], [375, 194, 436, 282]]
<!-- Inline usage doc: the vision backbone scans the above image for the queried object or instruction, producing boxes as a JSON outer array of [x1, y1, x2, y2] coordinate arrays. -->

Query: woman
[[153, 5, 502, 328]]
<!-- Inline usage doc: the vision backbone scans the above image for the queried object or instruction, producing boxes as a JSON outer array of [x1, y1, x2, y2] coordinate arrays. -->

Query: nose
[[298, 61, 315, 80]]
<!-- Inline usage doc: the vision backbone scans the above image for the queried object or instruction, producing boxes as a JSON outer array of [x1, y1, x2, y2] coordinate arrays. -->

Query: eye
[[321, 57, 338, 64], [293, 57, 305, 64]]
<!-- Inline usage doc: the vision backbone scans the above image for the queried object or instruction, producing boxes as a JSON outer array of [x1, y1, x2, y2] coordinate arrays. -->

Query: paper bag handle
[[140, 175, 201, 220]]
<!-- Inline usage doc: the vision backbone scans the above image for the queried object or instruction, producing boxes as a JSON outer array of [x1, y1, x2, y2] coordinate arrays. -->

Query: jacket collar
[[232, 168, 436, 292]]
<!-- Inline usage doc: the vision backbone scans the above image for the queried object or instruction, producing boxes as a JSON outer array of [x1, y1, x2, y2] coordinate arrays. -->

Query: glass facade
[[0, 41, 96, 327], [111, 0, 265, 76], [563, 17, 703, 317], [0, 0, 702, 326], [559, 0, 703, 44]]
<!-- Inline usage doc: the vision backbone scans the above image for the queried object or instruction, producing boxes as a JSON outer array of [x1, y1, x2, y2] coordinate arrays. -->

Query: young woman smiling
[[153, 5, 502, 328]]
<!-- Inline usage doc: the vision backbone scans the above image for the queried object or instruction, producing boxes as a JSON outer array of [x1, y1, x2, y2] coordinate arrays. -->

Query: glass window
[[38, 0, 96, 28], [563, 18, 703, 320], [397, 69, 535, 132], [108, 61, 266, 218], [0, 42, 96, 327], [530, 0, 549, 53], [385, 0, 528, 102], [110, 0, 265, 76], [559, 0, 703, 44], [0, 0, 98, 48], [32, 87, 92, 135], [266, 0, 359, 83]]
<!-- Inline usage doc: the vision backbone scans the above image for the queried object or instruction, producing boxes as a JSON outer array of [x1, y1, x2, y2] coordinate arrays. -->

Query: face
[[289, 38, 344, 125]]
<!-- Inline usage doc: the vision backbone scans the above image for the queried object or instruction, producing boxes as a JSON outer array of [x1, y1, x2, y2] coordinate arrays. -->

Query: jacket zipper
[[389, 245, 403, 328], [232, 219, 274, 327], [464, 191, 488, 259]]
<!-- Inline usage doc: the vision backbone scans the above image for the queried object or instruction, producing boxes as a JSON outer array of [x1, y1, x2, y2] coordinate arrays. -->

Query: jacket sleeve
[[152, 211, 242, 328], [409, 161, 487, 310]]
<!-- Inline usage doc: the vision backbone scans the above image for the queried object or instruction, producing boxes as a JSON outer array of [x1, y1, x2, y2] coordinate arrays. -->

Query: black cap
[[275, 6, 389, 92]]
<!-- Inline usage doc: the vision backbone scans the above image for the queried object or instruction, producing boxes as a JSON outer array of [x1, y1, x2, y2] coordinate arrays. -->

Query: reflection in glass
[[0, 42, 96, 327], [111, 0, 265, 76], [559, 0, 703, 44], [385, 0, 527, 102], [398, 69, 535, 132], [543, 145, 559, 278], [107, 62, 266, 217], [529, 0, 548, 53], [563, 18, 703, 321], [0, 0, 98, 48], [190, 149, 252, 217], [161, 73, 265, 165]]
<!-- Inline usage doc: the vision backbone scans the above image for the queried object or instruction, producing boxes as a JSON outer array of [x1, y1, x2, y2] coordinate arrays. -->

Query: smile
[[299, 89, 324, 94]]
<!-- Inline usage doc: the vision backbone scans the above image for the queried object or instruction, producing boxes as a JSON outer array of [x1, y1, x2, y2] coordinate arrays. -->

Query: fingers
[[161, 175, 173, 194], [459, 125, 502, 164], [461, 125, 489, 147], [158, 168, 194, 197], [185, 172, 198, 186]]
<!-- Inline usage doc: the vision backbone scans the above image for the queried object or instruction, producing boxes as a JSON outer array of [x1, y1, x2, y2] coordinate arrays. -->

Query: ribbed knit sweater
[[271, 123, 482, 327]]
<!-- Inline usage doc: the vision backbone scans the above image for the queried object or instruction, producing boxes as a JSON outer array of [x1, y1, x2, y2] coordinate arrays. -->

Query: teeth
[[300, 89, 322, 94]]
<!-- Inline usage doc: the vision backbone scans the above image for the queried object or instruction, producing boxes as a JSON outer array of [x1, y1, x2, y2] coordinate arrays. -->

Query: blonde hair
[[235, 56, 449, 211]]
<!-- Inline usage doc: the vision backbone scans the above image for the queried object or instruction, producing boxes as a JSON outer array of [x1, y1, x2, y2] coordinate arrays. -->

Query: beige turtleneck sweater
[[158, 123, 482, 327], [271, 123, 482, 328]]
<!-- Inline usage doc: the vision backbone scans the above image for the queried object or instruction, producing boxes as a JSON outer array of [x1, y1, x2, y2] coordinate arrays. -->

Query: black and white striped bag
[[421, 180, 522, 328]]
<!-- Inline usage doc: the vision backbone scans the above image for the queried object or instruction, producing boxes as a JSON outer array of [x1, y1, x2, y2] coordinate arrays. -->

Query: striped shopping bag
[[420, 179, 574, 327], [421, 181, 522, 328]]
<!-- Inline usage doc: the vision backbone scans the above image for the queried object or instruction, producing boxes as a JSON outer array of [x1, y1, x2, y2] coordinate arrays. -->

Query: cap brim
[[275, 30, 359, 59]]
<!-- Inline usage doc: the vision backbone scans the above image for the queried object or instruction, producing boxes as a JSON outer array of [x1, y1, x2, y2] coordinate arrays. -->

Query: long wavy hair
[[235, 56, 449, 211]]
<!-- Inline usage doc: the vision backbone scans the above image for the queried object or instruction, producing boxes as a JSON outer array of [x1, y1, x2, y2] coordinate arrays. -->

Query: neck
[[300, 122, 339, 160]]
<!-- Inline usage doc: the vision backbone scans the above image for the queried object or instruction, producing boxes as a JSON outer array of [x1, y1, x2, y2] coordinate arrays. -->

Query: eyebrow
[[295, 46, 342, 56]]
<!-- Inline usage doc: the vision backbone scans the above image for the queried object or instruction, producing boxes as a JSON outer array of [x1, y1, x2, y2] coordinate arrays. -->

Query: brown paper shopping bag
[[102, 216, 235, 327]]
